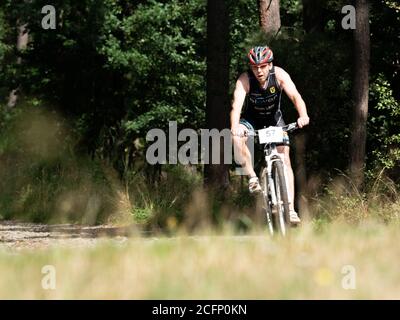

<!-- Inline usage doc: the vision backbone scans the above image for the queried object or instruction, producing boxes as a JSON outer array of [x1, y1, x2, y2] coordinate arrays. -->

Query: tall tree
[[204, 0, 230, 188], [302, 0, 325, 33], [350, 0, 370, 189], [258, 0, 281, 35], [7, 23, 28, 108]]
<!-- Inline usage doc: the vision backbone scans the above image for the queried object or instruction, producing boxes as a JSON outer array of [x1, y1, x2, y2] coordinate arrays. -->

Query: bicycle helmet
[[248, 46, 273, 65]]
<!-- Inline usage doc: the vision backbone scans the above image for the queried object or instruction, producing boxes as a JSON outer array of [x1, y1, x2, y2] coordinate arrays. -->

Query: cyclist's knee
[[277, 146, 291, 167], [233, 136, 250, 155], [233, 140, 246, 163], [232, 135, 247, 147]]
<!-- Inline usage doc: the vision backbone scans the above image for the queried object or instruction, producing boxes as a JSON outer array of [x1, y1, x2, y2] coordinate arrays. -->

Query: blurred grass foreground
[[1, 221, 400, 299]]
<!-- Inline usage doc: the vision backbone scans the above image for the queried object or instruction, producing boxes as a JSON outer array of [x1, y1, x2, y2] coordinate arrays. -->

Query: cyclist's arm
[[276, 67, 310, 128], [230, 73, 249, 133]]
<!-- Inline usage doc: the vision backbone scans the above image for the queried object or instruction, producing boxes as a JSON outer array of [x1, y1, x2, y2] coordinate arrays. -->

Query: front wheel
[[271, 160, 291, 236], [259, 167, 274, 236]]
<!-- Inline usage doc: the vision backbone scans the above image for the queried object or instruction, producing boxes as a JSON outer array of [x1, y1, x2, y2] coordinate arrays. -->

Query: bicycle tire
[[271, 160, 291, 236], [259, 166, 274, 235]]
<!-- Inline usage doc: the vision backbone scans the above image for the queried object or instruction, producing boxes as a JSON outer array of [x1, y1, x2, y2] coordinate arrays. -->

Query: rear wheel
[[271, 160, 290, 236]]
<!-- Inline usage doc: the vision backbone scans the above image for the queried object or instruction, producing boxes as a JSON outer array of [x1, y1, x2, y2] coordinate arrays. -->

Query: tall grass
[[309, 169, 400, 225], [1, 220, 400, 299]]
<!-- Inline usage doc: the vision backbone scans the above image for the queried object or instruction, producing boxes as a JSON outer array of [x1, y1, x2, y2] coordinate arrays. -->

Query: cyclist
[[230, 46, 309, 224]]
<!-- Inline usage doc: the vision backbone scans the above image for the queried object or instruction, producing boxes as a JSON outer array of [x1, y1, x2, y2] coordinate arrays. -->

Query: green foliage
[[368, 74, 400, 170], [0, 3, 15, 98], [0, 0, 207, 175], [0, 11, 8, 62], [228, 0, 259, 88], [99, 0, 206, 136]]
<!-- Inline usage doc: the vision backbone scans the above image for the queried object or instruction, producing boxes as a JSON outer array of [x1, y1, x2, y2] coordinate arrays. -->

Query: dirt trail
[[0, 220, 138, 251]]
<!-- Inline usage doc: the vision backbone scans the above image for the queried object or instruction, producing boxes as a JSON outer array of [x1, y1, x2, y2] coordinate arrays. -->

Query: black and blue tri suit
[[239, 66, 289, 145]]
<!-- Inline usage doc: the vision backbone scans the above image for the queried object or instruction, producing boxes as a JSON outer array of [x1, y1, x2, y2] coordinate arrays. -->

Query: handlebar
[[282, 122, 299, 133], [235, 122, 299, 137]]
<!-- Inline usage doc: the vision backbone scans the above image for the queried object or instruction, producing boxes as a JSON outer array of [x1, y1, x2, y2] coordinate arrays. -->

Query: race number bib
[[258, 126, 284, 144]]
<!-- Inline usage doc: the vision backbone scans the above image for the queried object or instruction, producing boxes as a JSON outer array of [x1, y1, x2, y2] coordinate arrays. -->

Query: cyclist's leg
[[276, 145, 295, 212], [232, 119, 257, 177], [276, 144, 300, 223], [275, 115, 296, 213]]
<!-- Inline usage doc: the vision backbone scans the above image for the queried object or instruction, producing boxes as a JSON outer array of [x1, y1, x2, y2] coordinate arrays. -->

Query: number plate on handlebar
[[258, 126, 284, 144]]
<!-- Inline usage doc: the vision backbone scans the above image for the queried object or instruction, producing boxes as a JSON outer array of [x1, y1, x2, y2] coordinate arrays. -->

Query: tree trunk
[[302, 0, 325, 33], [258, 0, 281, 36], [204, 0, 230, 188], [7, 23, 28, 108], [349, 0, 370, 189]]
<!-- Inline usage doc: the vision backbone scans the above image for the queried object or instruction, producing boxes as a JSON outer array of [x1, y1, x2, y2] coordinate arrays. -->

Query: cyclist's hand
[[231, 125, 248, 137], [297, 116, 310, 128]]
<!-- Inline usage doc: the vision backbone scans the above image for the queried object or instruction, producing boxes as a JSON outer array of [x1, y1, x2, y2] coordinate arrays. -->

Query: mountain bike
[[247, 122, 299, 236]]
